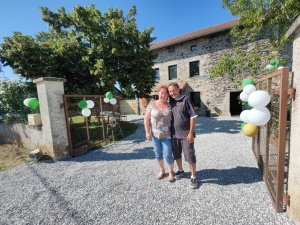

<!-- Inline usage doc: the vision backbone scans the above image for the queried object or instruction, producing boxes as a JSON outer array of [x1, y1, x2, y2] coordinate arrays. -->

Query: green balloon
[[106, 92, 113, 99], [78, 100, 87, 109], [268, 65, 275, 71], [241, 122, 247, 131], [270, 59, 276, 66], [276, 59, 283, 67], [28, 98, 39, 108], [242, 79, 255, 87]]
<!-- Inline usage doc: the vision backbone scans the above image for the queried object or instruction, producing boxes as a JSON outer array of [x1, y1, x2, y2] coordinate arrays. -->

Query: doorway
[[230, 91, 242, 116], [190, 92, 201, 107]]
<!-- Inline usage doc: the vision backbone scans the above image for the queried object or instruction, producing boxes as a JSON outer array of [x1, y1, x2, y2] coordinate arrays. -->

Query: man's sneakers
[[174, 170, 185, 180], [174, 170, 198, 188], [190, 178, 198, 189]]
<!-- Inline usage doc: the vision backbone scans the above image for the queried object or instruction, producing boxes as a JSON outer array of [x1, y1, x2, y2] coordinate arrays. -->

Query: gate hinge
[[283, 193, 290, 206], [288, 88, 296, 100]]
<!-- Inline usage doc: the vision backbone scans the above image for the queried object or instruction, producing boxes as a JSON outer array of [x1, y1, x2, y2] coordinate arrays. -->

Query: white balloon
[[23, 98, 30, 107], [240, 110, 250, 123], [248, 107, 270, 126], [239, 92, 249, 102], [86, 100, 95, 108], [278, 66, 284, 70], [266, 65, 271, 69], [248, 90, 270, 108], [104, 97, 110, 103], [82, 108, 91, 117], [243, 84, 256, 95], [110, 98, 117, 105]]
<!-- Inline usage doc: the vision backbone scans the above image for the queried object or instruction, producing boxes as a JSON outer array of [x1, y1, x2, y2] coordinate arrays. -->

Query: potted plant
[[205, 100, 211, 117]]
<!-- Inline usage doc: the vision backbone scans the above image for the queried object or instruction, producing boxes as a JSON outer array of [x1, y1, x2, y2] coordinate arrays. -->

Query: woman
[[144, 85, 175, 182]]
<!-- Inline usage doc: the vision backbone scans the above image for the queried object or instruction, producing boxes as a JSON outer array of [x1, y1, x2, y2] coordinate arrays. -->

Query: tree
[[121, 86, 136, 98], [0, 5, 157, 96], [0, 79, 37, 123], [209, 0, 300, 85]]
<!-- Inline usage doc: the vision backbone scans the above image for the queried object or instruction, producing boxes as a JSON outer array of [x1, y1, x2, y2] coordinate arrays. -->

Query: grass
[[0, 144, 32, 172]]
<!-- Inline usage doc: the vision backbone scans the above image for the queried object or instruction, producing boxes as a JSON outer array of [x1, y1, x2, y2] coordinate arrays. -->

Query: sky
[[0, 0, 236, 80]]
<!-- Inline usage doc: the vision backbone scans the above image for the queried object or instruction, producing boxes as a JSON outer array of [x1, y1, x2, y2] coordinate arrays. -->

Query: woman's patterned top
[[146, 101, 172, 139]]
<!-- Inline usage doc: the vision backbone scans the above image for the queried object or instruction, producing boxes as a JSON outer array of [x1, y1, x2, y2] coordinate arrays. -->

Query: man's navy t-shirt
[[169, 95, 197, 139]]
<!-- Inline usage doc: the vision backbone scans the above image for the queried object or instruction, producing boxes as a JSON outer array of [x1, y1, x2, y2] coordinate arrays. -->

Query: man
[[168, 82, 198, 188]]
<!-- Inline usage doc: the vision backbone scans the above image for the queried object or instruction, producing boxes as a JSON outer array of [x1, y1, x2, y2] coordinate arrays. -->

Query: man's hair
[[168, 82, 179, 89]]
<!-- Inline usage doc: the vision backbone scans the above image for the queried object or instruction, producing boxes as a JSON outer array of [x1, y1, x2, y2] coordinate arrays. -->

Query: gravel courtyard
[[0, 115, 294, 225]]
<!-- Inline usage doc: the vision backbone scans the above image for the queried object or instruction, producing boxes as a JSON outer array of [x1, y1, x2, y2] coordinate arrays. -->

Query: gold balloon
[[242, 123, 258, 137]]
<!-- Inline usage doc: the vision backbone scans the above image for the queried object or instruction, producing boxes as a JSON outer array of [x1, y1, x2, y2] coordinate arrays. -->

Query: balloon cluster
[[266, 59, 284, 72], [104, 92, 117, 105], [23, 98, 39, 108], [78, 100, 95, 117], [239, 79, 271, 137]]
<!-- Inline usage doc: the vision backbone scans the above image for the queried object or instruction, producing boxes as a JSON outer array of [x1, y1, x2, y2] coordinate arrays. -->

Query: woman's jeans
[[152, 137, 174, 165]]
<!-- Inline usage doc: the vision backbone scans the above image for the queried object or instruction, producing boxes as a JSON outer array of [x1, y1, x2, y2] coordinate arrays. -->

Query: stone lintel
[[33, 77, 67, 84], [286, 15, 300, 39]]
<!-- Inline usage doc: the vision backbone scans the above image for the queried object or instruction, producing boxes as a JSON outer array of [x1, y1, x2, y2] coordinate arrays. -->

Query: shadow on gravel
[[56, 146, 155, 163], [26, 165, 87, 223], [194, 117, 242, 135], [197, 166, 262, 185], [181, 166, 262, 185]]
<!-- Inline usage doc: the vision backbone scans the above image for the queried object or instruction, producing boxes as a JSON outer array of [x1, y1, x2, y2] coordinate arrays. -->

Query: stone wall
[[120, 98, 147, 115], [152, 30, 292, 116], [0, 123, 45, 150], [286, 16, 300, 225]]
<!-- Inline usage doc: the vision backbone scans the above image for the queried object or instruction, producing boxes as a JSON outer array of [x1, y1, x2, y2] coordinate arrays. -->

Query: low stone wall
[[0, 123, 45, 151], [0, 121, 69, 159]]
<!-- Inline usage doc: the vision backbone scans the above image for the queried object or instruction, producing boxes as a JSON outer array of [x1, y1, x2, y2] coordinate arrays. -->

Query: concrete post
[[286, 16, 300, 225], [33, 77, 69, 159]]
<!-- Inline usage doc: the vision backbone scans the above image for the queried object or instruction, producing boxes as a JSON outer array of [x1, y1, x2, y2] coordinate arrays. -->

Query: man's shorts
[[172, 138, 196, 164]]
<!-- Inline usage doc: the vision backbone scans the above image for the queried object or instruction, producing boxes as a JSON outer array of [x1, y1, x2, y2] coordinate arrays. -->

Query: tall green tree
[[0, 5, 157, 96], [210, 0, 300, 85]]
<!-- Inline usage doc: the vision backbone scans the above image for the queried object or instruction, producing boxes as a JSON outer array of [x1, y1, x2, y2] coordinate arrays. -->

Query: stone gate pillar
[[33, 77, 69, 159]]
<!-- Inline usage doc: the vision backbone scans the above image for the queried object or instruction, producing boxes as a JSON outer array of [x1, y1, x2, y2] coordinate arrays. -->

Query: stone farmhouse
[[149, 19, 292, 116]]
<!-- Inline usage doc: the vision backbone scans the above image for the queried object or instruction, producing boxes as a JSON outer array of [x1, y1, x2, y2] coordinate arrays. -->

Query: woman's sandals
[[168, 172, 175, 182], [156, 170, 165, 179], [157, 170, 175, 182]]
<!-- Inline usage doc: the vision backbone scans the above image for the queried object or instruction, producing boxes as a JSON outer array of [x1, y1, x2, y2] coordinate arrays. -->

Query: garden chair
[[106, 117, 124, 141]]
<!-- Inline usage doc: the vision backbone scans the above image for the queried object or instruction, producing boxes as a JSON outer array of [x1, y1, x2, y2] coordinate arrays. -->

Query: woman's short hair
[[157, 85, 169, 93]]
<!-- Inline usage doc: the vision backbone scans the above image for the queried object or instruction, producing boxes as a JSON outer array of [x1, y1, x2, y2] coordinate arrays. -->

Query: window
[[169, 65, 177, 80], [190, 92, 201, 107], [190, 61, 200, 77], [155, 68, 160, 82], [191, 45, 197, 51], [152, 95, 158, 100]]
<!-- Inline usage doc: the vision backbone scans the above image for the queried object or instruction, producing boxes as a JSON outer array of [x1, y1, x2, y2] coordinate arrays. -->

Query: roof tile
[[150, 19, 237, 50]]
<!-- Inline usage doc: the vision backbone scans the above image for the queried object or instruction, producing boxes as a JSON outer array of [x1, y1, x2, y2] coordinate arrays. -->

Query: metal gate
[[63, 95, 121, 157], [252, 68, 295, 212]]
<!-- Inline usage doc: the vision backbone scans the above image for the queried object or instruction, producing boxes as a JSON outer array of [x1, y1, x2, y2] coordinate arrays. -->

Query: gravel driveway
[[0, 115, 294, 225]]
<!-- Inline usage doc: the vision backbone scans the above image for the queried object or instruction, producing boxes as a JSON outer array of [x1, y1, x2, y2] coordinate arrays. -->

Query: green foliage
[[210, 0, 300, 86], [0, 79, 38, 123], [0, 4, 158, 97], [121, 86, 136, 98]]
